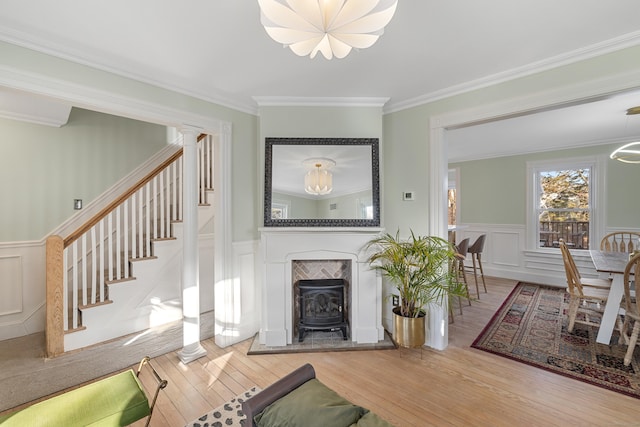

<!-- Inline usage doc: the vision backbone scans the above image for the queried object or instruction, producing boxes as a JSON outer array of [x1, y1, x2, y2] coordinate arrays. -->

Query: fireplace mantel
[[259, 228, 385, 346]]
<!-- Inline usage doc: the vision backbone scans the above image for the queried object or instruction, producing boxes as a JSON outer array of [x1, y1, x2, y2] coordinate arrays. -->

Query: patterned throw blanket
[[185, 386, 262, 427]]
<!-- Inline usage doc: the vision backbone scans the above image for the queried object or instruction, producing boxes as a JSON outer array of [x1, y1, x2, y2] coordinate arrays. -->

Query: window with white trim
[[271, 200, 290, 219], [528, 157, 599, 251]]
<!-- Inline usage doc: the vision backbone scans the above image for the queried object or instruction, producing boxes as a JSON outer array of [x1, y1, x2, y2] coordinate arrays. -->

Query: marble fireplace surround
[[259, 228, 385, 347]]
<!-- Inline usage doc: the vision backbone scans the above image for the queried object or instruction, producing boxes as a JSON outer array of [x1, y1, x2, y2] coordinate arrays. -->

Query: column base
[[178, 342, 207, 364]]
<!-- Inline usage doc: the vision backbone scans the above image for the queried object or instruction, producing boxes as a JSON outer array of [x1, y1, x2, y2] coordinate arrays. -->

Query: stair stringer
[[64, 196, 215, 352]]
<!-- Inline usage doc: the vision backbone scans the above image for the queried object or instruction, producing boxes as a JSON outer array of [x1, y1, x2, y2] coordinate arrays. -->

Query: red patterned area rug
[[472, 282, 640, 399]]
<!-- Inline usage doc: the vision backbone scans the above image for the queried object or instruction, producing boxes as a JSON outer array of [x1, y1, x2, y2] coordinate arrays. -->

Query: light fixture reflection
[[303, 158, 335, 195], [258, 0, 398, 60]]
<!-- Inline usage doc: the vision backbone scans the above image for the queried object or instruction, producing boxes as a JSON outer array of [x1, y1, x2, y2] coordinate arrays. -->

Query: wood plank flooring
[[4, 277, 640, 426], [134, 277, 640, 427]]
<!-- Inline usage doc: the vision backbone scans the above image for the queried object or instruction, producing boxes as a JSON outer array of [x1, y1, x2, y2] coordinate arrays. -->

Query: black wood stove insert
[[297, 278, 348, 342]]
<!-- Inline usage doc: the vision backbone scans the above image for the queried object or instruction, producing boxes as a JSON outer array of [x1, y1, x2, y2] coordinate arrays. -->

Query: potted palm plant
[[364, 230, 468, 348]]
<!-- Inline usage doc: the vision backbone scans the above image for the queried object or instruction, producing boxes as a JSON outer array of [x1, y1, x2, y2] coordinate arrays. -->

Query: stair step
[[152, 237, 177, 242], [130, 256, 158, 263], [79, 299, 113, 310], [105, 276, 137, 286], [64, 325, 87, 335]]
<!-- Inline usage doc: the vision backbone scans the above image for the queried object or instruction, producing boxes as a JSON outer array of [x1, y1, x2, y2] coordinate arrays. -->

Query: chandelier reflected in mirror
[[303, 158, 335, 195], [258, 0, 398, 60]]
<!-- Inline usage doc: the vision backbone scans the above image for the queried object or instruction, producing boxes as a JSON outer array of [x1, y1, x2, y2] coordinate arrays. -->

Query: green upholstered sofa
[[242, 363, 394, 427], [0, 356, 167, 427]]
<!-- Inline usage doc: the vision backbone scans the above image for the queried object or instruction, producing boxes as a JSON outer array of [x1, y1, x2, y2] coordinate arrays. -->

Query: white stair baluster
[[99, 218, 105, 302], [90, 227, 97, 305], [107, 212, 113, 282], [81, 234, 87, 307], [138, 189, 144, 258], [115, 206, 121, 280], [158, 171, 167, 239], [145, 181, 151, 257], [123, 200, 129, 278], [72, 241, 79, 329]]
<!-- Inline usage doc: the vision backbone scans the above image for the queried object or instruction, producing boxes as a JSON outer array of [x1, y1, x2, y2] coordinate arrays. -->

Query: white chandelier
[[258, 0, 398, 60], [304, 158, 335, 195]]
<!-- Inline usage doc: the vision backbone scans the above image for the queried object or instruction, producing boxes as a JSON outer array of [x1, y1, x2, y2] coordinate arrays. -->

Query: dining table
[[589, 250, 631, 344]]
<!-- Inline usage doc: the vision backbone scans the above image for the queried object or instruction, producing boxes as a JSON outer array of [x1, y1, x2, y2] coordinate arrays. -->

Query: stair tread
[[78, 299, 113, 310], [130, 256, 158, 262], [105, 277, 137, 285], [64, 326, 87, 334]]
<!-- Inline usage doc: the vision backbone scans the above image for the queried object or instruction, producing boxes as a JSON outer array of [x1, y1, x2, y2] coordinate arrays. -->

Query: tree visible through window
[[537, 167, 591, 249]]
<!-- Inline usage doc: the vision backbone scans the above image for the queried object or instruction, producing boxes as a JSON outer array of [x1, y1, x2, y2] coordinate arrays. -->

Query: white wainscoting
[[0, 255, 22, 315], [455, 223, 593, 288], [0, 241, 46, 341]]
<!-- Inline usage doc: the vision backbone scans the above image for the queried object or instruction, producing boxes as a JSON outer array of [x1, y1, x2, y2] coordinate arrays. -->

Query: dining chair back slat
[[600, 232, 640, 253]]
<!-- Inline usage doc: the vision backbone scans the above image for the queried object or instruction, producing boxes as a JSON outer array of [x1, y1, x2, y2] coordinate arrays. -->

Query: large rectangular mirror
[[264, 137, 380, 227]]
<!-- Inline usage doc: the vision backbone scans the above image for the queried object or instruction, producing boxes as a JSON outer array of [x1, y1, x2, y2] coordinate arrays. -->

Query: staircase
[[46, 134, 215, 354]]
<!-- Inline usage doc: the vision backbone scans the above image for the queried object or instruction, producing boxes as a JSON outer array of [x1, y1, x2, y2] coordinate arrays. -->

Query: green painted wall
[[0, 108, 167, 241], [258, 105, 384, 228], [382, 45, 640, 237], [449, 143, 640, 228], [0, 41, 259, 243], [3, 39, 640, 244]]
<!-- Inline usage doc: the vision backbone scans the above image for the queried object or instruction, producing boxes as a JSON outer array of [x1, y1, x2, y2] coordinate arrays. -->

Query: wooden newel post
[[46, 235, 65, 357]]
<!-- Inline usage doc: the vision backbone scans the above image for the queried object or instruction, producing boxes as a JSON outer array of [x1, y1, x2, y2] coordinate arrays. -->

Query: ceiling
[[1, 1, 640, 161]]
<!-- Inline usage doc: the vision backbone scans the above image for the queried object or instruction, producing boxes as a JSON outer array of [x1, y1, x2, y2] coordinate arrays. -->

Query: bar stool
[[454, 238, 472, 313], [466, 234, 487, 298]]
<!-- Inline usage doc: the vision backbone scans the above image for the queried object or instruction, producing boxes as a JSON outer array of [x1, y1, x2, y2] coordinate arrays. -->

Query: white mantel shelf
[[259, 227, 385, 347], [258, 227, 385, 233]]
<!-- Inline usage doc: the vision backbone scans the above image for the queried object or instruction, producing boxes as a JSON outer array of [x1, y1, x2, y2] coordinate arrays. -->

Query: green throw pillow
[[351, 411, 395, 427], [254, 379, 367, 427]]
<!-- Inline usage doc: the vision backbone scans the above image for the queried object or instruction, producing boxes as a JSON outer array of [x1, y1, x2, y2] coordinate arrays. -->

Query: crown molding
[[0, 63, 230, 135], [0, 29, 258, 116], [385, 30, 640, 114], [253, 96, 390, 108]]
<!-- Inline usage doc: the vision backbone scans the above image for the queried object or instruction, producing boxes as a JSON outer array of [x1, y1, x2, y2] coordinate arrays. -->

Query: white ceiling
[[1, 1, 640, 161]]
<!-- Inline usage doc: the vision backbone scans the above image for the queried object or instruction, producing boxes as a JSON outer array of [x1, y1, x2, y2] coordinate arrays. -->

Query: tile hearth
[[247, 330, 396, 355]]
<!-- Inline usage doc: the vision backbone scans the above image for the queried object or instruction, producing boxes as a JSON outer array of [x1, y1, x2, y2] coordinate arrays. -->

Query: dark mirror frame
[[264, 137, 380, 227]]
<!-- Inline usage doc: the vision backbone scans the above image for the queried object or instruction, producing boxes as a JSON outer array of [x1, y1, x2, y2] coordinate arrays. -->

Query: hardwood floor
[[4, 277, 640, 426], [131, 277, 640, 427]]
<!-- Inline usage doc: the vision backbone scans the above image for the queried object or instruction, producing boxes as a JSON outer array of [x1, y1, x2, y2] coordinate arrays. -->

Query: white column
[[178, 126, 207, 363], [426, 122, 449, 350]]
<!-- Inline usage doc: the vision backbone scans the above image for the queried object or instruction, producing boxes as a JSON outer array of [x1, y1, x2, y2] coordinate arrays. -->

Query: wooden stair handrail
[[63, 133, 207, 248]]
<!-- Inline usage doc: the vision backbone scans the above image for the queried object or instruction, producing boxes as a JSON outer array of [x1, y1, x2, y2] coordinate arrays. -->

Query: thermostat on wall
[[403, 191, 415, 201]]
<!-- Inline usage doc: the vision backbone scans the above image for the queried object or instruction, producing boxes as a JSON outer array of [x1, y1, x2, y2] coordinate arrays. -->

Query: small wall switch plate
[[74, 199, 83, 210], [402, 191, 415, 201]]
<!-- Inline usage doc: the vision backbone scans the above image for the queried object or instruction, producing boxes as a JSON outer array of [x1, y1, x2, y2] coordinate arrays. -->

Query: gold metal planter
[[392, 307, 426, 348]]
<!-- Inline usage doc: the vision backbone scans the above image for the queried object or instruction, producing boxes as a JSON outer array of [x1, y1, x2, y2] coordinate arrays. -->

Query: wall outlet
[[392, 295, 399, 306], [73, 199, 83, 210], [402, 191, 415, 201]]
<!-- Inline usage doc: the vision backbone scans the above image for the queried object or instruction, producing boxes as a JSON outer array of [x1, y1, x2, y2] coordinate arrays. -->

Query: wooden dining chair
[[559, 239, 612, 290], [559, 240, 611, 333], [600, 232, 640, 253], [620, 252, 640, 366]]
